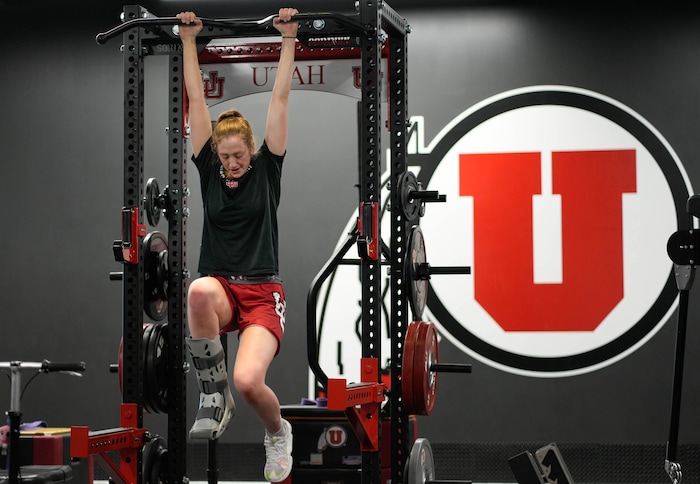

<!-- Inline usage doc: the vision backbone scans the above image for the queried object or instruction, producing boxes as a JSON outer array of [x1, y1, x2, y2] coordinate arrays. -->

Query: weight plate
[[402, 321, 421, 415], [143, 232, 168, 321], [145, 178, 162, 227], [141, 323, 156, 412], [398, 171, 421, 223], [117, 338, 123, 394], [144, 323, 156, 413], [407, 225, 428, 320], [117, 323, 168, 414], [406, 438, 435, 484], [156, 250, 169, 300], [154, 322, 167, 412], [143, 435, 168, 484], [413, 321, 439, 416], [144, 322, 168, 414], [118, 323, 150, 397]]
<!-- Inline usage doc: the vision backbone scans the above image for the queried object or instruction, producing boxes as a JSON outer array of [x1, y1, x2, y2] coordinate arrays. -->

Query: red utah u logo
[[325, 425, 347, 447], [414, 86, 691, 375], [461, 149, 637, 331]]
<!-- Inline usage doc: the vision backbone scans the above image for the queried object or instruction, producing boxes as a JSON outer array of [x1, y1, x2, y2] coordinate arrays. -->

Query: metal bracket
[[70, 404, 147, 484], [326, 358, 386, 451]]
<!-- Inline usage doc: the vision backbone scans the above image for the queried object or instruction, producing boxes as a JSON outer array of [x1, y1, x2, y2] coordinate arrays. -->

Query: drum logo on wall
[[312, 85, 692, 387], [414, 85, 692, 376]]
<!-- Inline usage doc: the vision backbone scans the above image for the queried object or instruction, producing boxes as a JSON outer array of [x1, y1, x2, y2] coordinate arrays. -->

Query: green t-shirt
[[193, 139, 284, 276]]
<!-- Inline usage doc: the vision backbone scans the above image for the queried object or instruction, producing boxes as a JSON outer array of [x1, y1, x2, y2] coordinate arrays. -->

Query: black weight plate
[[117, 338, 123, 394], [399, 171, 421, 223], [143, 232, 168, 321], [406, 225, 428, 320], [118, 324, 149, 399], [142, 435, 168, 484], [406, 438, 435, 484], [155, 323, 169, 412], [147, 322, 168, 414], [144, 322, 157, 413], [142, 323, 156, 413], [145, 178, 162, 227], [156, 250, 169, 300]]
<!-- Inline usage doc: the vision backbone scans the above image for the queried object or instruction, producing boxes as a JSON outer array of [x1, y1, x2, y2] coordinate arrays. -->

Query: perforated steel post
[[385, 5, 411, 483], [120, 3, 147, 424], [358, 1, 383, 482], [121, 4, 148, 481], [166, 51, 189, 484]]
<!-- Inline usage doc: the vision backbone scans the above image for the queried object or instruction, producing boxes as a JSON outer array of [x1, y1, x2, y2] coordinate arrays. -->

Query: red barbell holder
[[327, 358, 386, 452], [70, 403, 147, 484]]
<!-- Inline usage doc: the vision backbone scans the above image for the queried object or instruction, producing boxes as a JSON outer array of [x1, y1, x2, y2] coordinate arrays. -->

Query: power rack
[[89, 2, 411, 483]]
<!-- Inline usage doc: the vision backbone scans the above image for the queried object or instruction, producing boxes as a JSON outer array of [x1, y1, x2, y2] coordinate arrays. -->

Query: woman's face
[[217, 134, 252, 179]]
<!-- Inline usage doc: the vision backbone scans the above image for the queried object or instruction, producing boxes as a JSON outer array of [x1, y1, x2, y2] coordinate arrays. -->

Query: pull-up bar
[[95, 12, 367, 45]]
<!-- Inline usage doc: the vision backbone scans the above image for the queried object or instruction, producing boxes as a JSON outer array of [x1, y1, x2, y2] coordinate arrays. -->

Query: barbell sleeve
[[409, 190, 446, 202], [430, 363, 472, 373]]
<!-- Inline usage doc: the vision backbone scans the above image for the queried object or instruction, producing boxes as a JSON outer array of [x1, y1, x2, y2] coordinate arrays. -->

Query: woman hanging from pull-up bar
[[177, 8, 297, 483]]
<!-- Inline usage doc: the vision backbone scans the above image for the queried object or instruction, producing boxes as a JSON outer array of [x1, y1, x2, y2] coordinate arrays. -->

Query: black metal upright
[[121, 5, 147, 482], [356, 1, 410, 482], [119, 5, 189, 483], [358, 1, 384, 482], [165, 52, 189, 484], [383, 1, 411, 482]]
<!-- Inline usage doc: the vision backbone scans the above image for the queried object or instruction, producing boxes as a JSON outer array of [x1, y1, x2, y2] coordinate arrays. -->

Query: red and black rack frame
[[86, 2, 410, 483]]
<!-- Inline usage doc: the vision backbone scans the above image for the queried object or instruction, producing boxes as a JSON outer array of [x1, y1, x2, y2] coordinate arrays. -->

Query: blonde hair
[[211, 109, 256, 154]]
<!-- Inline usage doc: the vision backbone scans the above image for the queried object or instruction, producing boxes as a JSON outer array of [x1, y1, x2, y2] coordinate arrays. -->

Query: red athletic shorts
[[212, 275, 286, 355]]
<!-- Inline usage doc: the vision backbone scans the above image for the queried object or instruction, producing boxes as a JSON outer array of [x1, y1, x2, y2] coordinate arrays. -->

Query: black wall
[[1, 0, 700, 469]]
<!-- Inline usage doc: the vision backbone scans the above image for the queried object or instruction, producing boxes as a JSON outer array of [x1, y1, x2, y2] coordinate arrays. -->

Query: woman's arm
[[265, 8, 299, 156], [177, 11, 213, 158]]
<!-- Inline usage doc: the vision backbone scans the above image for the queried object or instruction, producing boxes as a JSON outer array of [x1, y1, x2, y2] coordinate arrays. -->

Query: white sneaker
[[263, 418, 293, 482]]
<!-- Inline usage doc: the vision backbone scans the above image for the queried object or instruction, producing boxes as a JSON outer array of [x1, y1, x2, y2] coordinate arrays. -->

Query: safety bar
[[306, 224, 360, 390], [96, 12, 367, 45]]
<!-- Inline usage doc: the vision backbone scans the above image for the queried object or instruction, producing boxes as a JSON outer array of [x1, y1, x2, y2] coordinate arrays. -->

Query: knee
[[232, 370, 262, 402], [188, 278, 219, 312]]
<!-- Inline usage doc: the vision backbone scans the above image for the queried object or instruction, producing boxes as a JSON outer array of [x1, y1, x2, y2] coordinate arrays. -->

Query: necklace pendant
[[220, 164, 239, 189]]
